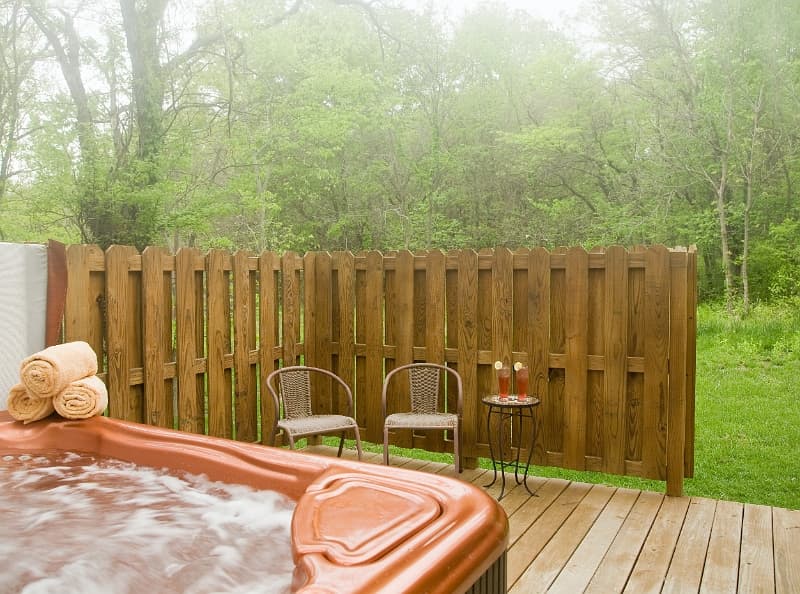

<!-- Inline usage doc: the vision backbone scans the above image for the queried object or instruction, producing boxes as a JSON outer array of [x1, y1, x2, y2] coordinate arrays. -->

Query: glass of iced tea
[[514, 363, 529, 400], [495, 361, 511, 400]]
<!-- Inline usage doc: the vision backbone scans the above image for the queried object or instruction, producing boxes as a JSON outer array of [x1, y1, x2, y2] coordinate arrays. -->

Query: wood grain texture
[[548, 487, 639, 594], [772, 507, 799, 594], [106, 245, 141, 422], [700, 500, 743, 594], [333, 252, 355, 410], [508, 481, 592, 589], [141, 246, 172, 428], [584, 490, 664, 594], [281, 252, 300, 367], [425, 250, 446, 452], [232, 250, 256, 442], [457, 250, 479, 460], [564, 247, 588, 469], [64, 244, 105, 360], [603, 245, 628, 474], [623, 495, 689, 593], [175, 248, 204, 435], [515, 484, 615, 593], [685, 247, 698, 477], [667, 251, 688, 495], [738, 504, 774, 594], [258, 251, 279, 443], [528, 247, 550, 465], [206, 249, 232, 439], [363, 251, 384, 443], [662, 497, 715, 594], [643, 245, 670, 479]]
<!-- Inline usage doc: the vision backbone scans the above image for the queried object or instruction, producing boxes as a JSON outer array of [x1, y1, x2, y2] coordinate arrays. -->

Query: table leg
[[484, 405, 498, 489], [497, 410, 508, 499], [521, 408, 537, 496]]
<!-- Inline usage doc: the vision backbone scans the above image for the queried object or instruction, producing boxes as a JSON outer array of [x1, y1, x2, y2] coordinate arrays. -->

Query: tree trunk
[[119, 0, 168, 164]]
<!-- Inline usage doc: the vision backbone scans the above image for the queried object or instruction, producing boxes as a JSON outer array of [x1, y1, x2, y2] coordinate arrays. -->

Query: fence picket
[[364, 251, 384, 443], [64, 245, 105, 366], [564, 247, 589, 469], [106, 245, 142, 423], [233, 250, 257, 442], [175, 248, 205, 434], [258, 251, 279, 444], [207, 250, 232, 439], [458, 250, 480, 462], [603, 246, 628, 474], [333, 251, 355, 411], [142, 247, 173, 428]]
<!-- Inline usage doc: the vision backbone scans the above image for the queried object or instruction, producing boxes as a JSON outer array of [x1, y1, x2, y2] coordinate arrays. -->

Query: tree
[[0, 0, 43, 238]]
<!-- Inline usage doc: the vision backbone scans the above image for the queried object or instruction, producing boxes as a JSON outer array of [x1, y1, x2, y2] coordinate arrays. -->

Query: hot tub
[[0, 411, 507, 593]]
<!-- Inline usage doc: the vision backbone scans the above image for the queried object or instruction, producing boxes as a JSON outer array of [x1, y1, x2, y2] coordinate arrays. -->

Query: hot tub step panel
[[465, 551, 507, 594]]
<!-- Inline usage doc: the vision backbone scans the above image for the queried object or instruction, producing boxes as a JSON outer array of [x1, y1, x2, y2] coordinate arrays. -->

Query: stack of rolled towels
[[6, 341, 107, 424]]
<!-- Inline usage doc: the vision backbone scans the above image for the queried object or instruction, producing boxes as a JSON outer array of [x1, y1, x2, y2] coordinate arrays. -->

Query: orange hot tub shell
[[0, 411, 508, 593]]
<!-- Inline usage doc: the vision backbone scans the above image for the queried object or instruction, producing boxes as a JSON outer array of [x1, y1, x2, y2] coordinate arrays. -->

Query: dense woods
[[1, 0, 798, 309]]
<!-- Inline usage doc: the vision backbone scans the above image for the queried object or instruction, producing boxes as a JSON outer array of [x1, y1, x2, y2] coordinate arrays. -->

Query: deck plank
[[662, 497, 716, 594], [624, 495, 690, 593], [774, 507, 800, 594], [505, 478, 570, 547], [584, 490, 664, 593], [512, 484, 615, 593], [507, 481, 592, 588], [700, 500, 743, 594], [548, 487, 639, 593], [738, 504, 775, 594]]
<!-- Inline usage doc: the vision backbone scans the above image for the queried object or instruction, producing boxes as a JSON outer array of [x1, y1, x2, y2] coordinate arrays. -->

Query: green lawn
[[336, 303, 800, 510]]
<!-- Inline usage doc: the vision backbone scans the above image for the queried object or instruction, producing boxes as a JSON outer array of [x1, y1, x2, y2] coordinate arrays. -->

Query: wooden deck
[[305, 446, 800, 594]]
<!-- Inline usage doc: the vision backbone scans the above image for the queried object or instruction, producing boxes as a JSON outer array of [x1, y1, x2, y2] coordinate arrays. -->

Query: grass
[[324, 302, 800, 510]]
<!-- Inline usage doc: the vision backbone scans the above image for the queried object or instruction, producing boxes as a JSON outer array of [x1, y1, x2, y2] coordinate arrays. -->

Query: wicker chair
[[266, 366, 363, 460], [382, 363, 463, 473]]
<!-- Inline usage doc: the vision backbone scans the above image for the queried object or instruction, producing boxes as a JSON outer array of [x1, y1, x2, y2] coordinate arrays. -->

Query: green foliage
[[748, 220, 800, 301], [0, 0, 798, 306]]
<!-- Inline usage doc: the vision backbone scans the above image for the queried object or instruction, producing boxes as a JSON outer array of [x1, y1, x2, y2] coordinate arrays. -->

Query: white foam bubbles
[[0, 451, 296, 593]]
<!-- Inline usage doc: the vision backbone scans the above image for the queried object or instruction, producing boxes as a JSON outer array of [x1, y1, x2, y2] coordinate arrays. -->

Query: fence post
[[458, 250, 479, 466], [667, 249, 689, 496]]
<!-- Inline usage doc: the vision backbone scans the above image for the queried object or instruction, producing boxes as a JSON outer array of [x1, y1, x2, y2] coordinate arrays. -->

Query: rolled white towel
[[53, 375, 108, 420], [7, 384, 55, 424], [20, 341, 98, 399]]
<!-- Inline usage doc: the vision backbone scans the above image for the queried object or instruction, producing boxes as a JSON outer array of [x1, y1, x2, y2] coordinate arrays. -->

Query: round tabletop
[[481, 395, 540, 407]]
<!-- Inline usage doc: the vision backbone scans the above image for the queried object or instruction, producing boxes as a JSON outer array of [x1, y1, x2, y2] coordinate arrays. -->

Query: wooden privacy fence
[[63, 244, 696, 495]]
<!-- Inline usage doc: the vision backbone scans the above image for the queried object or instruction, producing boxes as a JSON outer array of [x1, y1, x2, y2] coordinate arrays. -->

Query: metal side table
[[481, 395, 540, 500]]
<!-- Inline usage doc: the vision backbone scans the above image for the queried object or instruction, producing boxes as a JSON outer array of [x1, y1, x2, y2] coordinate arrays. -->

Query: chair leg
[[352, 426, 363, 461], [287, 434, 296, 449], [383, 425, 390, 466], [337, 431, 345, 457], [455, 422, 462, 473]]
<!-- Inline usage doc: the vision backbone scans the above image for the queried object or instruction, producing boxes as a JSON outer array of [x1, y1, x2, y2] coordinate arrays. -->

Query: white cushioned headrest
[[0, 243, 48, 409]]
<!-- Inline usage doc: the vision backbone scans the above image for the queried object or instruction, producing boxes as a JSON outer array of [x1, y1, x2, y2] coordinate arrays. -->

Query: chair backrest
[[384, 363, 463, 416], [277, 368, 313, 420], [409, 366, 442, 414], [267, 366, 354, 420]]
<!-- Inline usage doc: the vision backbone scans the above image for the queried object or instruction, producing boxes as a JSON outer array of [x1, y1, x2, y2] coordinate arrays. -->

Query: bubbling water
[[0, 451, 296, 594]]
